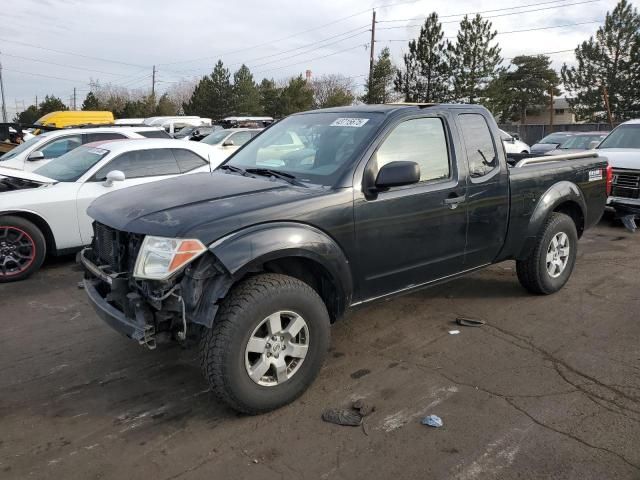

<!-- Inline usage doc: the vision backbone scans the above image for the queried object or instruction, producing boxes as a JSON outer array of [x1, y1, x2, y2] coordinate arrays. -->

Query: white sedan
[[0, 139, 221, 282], [499, 129, 530, 154]]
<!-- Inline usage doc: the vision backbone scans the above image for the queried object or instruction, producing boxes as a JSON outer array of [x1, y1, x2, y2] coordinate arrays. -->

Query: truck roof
[[297, 103, 486, 116]]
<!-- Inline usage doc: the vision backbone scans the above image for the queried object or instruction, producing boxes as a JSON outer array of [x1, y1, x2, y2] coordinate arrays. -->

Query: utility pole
[[151, 65, 156, 97], [73, 87, 77, 110], [367, 9, 376, 104], [35, 95, 38, 108], [602, 85, 613, 128], [549, 86, 554, 127], [0, 52, 7, 122]]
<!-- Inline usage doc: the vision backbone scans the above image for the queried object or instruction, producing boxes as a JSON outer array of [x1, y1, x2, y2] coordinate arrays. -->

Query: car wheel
[[521, 150, 529, 154], [200, 273, 330, 414], [516, 212, 578, 294], [0, 216, 46, 283]]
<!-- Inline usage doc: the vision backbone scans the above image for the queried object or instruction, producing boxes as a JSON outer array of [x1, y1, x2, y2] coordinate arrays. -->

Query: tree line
[[14, 0, 640, 125]]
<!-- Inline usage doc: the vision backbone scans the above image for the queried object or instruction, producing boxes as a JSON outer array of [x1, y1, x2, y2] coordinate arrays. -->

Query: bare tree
[[310, 74, 356, 108]]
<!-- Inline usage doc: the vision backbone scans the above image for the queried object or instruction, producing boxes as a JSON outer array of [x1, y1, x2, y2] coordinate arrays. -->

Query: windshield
[[538, 133, 572, 145], [174, 126, 196, 138], [598, 125, 640, 149], [225, 112, 383, 186], [559, 134, 606, 150], [34, 146, 109, 182], [0, 135, 43, 160], [201, 130, 230, 145]]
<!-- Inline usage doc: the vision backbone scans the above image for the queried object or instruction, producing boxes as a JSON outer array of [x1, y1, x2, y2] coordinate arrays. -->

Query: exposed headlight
[[133, 236, 207, 280]]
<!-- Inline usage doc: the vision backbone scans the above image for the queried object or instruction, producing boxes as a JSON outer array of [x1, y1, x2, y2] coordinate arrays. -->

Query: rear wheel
[[200, 273, 330, 414], [516, 212, 577, 294], [0, 216, 46, 283]]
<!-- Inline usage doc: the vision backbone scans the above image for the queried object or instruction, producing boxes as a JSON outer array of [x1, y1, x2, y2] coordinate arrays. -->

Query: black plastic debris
[[322, 399, 376, 427], [456, 316, 485, 327]]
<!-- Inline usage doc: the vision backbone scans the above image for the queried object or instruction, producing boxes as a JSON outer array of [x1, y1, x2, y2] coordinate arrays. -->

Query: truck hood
[[597, 149, 640, 170], [88, 171, 326, 243]]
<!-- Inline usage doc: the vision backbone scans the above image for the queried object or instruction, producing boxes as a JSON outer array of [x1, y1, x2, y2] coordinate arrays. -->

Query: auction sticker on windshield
[[330, 118, 369, 128]]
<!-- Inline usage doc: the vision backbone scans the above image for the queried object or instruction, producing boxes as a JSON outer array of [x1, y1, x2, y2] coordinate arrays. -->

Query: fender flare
[[209, 221, 353, 305], [519, 181, 586, 258]]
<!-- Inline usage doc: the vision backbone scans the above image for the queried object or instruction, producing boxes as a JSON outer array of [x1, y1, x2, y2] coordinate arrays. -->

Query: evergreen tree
[[363, 47, 396, 104], [39, 95, 68, 115], [486, 55, 560, 123], [183, 60, 233, 119], [81, 91, 100, 110], [258, 78, 281, 117], [394, 13, 450, 102], [448, 14, 502, 103], [183, 75, 214, 117], [279, 76, 314, 115], [232, 65, 262, 115], [155, 93, 178, 115], [13, 105, 40, 124], [561, 0, 640, 121]]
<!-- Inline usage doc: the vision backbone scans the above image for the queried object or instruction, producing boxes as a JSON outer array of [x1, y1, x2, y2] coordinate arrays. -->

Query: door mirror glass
[[375, 161, 421, 189], [103, 170, 125, 187], [27, 150, 45, 161]]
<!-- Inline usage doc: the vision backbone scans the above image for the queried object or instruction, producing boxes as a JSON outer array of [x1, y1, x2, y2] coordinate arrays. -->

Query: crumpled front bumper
[[80, 248, 156, 348]]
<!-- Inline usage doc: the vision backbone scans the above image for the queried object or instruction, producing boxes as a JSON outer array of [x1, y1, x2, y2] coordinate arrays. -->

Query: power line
[[0, 52, 131, 77], [504, 49, 575, 60]]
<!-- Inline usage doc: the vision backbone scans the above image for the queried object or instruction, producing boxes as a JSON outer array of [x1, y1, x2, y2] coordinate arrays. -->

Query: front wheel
[[0, 216, 46, 283], [516, 212, 578, 294], [200, 273, 330, 414]]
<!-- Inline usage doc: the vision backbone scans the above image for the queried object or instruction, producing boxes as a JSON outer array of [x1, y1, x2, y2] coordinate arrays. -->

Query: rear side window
[[458, 114, 498, 178], [375, 117, 450, 182], [84, 132, 127, 143], [137, 130, 171, 139], [172, 149, 208, 172], [94, 148, 179, 180]]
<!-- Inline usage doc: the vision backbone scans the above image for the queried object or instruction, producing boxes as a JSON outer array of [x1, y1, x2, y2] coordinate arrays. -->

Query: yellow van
[[35, 111, 114, 128]]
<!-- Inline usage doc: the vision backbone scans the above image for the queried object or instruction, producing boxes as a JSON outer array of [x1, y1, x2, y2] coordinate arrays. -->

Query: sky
[[1, 0, 617, 118]]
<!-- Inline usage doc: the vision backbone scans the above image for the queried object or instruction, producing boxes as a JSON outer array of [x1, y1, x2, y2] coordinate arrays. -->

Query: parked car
[[596, 120, 640, 230], [545, 132, 609, 155], [499, 129, 530, 154], [35, 110, 114, 128], [0, 139, 222, 281], [0, 126, 171, 172], [530, 132, 575, 154], [174, 125, 221, 141], [80, 104, 609, 414], [143, 116, 212, 136], [200, 128, 262, 163]]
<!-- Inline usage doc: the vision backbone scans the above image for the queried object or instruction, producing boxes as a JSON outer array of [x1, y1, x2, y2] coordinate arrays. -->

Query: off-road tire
[[0, 215, 46, 283], [516, 212, 578, 294], [200, 273, 330, 414]]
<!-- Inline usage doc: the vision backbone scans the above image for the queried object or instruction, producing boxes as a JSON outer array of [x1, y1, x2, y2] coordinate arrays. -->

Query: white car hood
[[599, 149, 640, 170], [0, 166, 57, 184]]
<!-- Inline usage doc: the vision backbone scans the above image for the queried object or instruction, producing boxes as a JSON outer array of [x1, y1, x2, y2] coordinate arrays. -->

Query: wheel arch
[[0, 210, 56, 255]]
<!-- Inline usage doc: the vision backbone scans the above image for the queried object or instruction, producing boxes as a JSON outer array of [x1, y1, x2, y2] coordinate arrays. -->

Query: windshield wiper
[[245, 168, 307, 187], [219, 164, 250, 176]]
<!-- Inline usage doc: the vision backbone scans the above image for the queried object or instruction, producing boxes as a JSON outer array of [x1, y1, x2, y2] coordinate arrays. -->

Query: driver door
[[75, 148, 182, 244]]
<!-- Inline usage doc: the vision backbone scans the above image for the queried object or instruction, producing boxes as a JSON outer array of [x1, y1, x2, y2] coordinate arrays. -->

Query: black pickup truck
[[80, 104, 609, 414]]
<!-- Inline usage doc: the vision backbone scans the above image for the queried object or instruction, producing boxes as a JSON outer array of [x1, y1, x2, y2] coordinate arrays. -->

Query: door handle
[[443, 195, 466, 209]]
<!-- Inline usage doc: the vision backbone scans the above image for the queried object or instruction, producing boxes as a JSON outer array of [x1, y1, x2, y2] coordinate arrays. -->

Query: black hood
[[88, 171, 325, 244]]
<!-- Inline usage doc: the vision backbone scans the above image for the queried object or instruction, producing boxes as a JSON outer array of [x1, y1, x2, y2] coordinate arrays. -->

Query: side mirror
[[27, 150, 45, 161], [103, 170, 125, 187], [222, 140, 235, 147], [588, 140, 600, 149], [375, 161, 421, 189]]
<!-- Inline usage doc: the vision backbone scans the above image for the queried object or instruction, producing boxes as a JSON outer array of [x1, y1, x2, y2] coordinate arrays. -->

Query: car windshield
[[559, 134, 606, 149], [225, 112, 383, 186], [201, 130, 231, 145], [173, 126, 197, 138], [34, 146, 110, 182], [538, 133, 572, 145], [598, 125, 640, 149], [0, 134, 43, 160]]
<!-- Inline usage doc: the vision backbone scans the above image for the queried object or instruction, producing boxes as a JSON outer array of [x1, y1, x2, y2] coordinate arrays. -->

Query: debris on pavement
[[620, 214, 637, 232], [421, 415, 443, 428], [448, 330, 460, 335], [456, 317, 486, 327], [353, 399, 375, 416], [322, 399, 376, 427]]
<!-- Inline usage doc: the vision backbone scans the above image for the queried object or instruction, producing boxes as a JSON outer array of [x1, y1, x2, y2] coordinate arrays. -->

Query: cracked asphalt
[[1, 218, 639, 479]]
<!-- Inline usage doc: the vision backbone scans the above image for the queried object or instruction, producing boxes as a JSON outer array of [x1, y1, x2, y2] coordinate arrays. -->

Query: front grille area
[[611, 169, 640, 199], [92, 222, 143, 273]]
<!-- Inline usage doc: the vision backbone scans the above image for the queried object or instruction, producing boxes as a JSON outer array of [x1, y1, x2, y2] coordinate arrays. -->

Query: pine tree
[[183, 60, 233, 120], [183, 75, 214, 118], [561, 0, 640, 121], [448, 14, 502, 103], [155, 93, 178, 115], [364, 47, 396, 104], [81, 91, 100, 110], [39, 95, 68, 115], [232, 65, 262, 115], [394, 13, 450, 102], [486, 55, 560, 123], [258, 78, 281, 117], [279, 76, 314, 115]]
